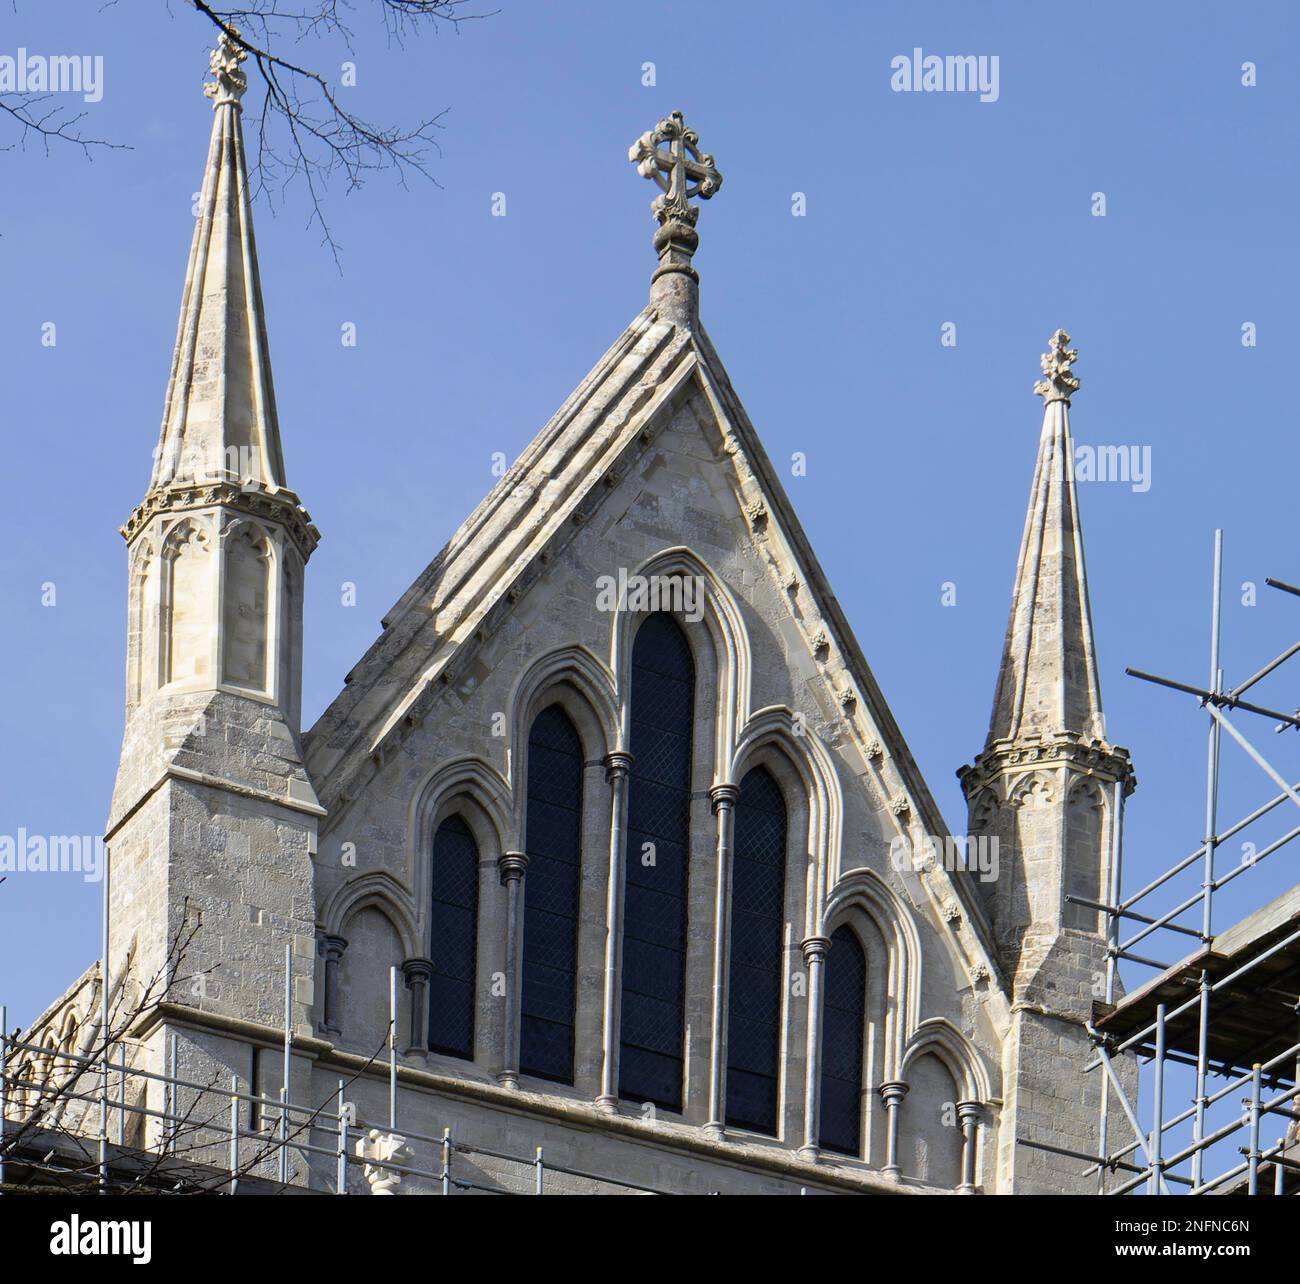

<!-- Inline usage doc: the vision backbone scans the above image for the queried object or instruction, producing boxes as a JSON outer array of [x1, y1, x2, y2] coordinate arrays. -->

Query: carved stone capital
[[401, 957, 434, 987], [879, 1080, 910, 1107], [603, 750, 633, 783], [317, 934, 347, 964], [498, 852, 529, 885], [710, 782, 741, 812], [801, 935, 831, 965]]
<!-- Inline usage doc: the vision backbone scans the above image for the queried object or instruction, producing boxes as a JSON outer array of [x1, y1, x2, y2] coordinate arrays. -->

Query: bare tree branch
[[1, 0, 494, 257], [0, 92, 127, 156]]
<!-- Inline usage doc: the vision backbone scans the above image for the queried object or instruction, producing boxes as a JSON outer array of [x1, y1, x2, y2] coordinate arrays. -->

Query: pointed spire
[[984, 330, 1105, 746], [629, 110, 722, 329], [134, 31, 296, 512]]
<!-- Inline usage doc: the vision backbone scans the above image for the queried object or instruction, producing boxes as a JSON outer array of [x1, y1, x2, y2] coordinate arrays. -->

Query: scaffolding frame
[[0, 1019, 676, 1197], [1063, 531, 1300, 1195]]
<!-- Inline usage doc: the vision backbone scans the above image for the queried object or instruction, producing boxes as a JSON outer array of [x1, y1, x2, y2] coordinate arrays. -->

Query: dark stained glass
[[520, 704, 584, 1083], [724, 766, 787, 1134], [819, 925, 866, 1155], [428, 814, 479, 1059], [619, 613, 694, 1110]]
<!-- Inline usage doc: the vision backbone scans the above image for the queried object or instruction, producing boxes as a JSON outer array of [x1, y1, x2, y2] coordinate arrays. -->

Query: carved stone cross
[[629, 111, 723, 227]]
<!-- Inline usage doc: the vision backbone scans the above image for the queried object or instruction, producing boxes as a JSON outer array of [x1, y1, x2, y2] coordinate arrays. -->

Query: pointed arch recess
[[609, 546, 751, 779], [505, 642, 616, 843], [823, 868, 923, 1081], [407, 755, 512, 892], [901, 1017, 992, 1104], [730, 705, 843, 935], [320, 871, 420, 959]]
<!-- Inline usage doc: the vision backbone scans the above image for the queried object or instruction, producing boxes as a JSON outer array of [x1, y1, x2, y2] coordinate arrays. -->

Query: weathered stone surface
[[14, 95, 1138, 1196]]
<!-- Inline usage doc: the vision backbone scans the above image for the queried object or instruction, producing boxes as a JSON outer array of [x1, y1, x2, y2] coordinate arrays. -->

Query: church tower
[[958, 331, 1135, 1191], [106, 31, 321, 1062]]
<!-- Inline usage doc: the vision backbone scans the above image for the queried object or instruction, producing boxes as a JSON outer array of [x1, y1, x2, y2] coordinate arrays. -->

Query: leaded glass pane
[[724, 766, 786, 1134], [619, 613, 694, 1110], [819, 925, 866, 1155], [521, 704, 583, 1083], [428, 815, 479, 1059]]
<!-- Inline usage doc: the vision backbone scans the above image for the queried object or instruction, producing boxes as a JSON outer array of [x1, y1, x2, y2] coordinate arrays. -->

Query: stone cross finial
[[629, 111, 722, 322], [204, 28, 248, 108], [1034, 329, 1081, 402], [629, 110, 723, 227]]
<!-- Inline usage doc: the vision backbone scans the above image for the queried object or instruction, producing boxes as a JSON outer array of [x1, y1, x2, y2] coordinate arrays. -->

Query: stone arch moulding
[[1066, 774, 1108, 809], [1007, 769, 1057, 809], [730, 704, 844, 937], [159, 515, 214, 688], [505, 642, 618, 787], [406, 755, 512, 928], [970, 787, 1000, 828], [217, 518, 277, 696], [319, 870, 421, 961], [822, 867, 923, 1081], [901, 1016, 993, 1105], [608, 545, 752, 779], [128, 538, 158, 705]]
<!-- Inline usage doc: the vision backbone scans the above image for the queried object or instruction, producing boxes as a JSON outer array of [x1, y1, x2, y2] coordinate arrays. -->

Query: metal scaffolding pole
[[99, 843, 111, 1193], [1086, 531, 1300, 1197], [1191, 534, 1223, 1189], [279, 942, 291, 1186]]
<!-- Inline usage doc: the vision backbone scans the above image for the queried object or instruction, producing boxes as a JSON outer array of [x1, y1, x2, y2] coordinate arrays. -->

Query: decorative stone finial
[[204, 28, 248, 108], [629, 110, 723, 229], [629, 111, 722, 324], [1034, 329, 1080, 403]]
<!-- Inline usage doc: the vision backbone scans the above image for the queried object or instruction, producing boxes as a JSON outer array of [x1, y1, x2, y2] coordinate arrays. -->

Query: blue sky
[[2, 0, 1298, 1091]]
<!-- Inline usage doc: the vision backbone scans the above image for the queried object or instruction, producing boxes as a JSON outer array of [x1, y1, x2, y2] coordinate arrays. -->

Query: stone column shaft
[[957, 1101, 983, 1193], [880, 1080, 909, 1179], [705, 783, 740, 1138], [401, 957, 434, 1059], [316, 935, 347, 1037], [799, 935, 831, 1159], [597, 751, 633, 1111], [497, 852, 528, 1088]]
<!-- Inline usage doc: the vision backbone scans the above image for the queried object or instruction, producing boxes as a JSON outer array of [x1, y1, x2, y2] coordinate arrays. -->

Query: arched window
[[521, 705, 584, 1083], [427, 815, 479, 1059], [725, 766, 788, 1134], [620, 613, 694, 1110], [819, 925, 866, 1155]]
